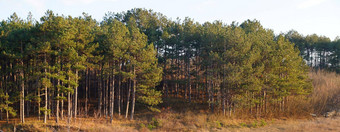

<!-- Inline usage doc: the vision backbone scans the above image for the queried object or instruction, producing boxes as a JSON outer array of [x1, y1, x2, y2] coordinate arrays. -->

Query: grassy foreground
[[1, 70, 339, 131]]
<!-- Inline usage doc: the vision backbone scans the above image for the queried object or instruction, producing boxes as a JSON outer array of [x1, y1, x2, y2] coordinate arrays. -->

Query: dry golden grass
[[0, 117, 138, 132], [274, 70, 340, 119], [308, 70, 340, 114], [238, 116, 340, 132]]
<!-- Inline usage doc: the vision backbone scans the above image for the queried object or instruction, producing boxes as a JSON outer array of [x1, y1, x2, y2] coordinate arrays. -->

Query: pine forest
[[0, 8, 340, 131]]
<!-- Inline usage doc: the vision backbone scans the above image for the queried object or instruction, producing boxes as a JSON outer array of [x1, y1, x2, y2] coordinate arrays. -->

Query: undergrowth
[[0, 70, 339, 131]]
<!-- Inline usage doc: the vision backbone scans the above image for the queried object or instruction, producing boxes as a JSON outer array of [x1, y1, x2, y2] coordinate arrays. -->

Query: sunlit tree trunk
[[130, 67, 136, 120], [110, 67, 115, 123], [125, 79, 131, 119]]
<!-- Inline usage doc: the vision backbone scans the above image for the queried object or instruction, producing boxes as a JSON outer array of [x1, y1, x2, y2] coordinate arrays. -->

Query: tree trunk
[[68, 91, 71, 132], [205, 66, 208, 103], [61, 61, 64, 120], [130, 67, 136, 120], [176, 49, 181, 97], [67, 76, 71, 132], [19, 41, 25, 124], [103, 77, 107, 119], [210, 80, 214, 113], [118, 65, 121, 117], [6, 100, 9, 123], [207, 66, 210, 110], [98, 67, 103, 117], [184, 59, 187, 100], [176, 56, 179, 98], [105, 77, 109, 118], [0, 76, 3, 121], [20, 60, 25, 123], [74, 70, 78, 119], [56, 79, 60, 124], [48, 75, 52, 120], [222, 90, 226, 116], [264, 91, 267, 114], [26, 64, 30, 118], [44, 55, 48, 124], [125, 79, 131, 119], [229, 94, 232, 117], [188, 58, 191, 102], [61, 93, 64, 120], [85, 68, 89, 117], [4, 75, 8, 123], [196, 56, 199, 100], [110, 69, 115, 123], [38, 86, 41, 121], [163, 46, 168, 97]]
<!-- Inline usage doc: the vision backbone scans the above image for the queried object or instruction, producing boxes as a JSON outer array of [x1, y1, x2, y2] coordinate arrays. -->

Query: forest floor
[[0, 112, 339, 132]]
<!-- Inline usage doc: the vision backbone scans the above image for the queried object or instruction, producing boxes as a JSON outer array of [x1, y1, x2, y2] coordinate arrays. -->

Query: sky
[[0, 0, 339, 40]]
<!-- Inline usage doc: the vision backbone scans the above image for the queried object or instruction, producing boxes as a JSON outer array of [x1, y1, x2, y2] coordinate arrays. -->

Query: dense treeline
[[0, 10, 162, 125], [286, 30, 340, 72], [0, 8, 323, 124]]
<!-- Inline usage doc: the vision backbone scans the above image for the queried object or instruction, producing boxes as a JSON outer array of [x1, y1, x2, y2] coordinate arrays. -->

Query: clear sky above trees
[[0, 0, 339, 40]]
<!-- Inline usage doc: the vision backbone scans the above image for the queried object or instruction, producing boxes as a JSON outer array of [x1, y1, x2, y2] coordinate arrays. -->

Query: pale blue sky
[[0, 0, 339, 40]]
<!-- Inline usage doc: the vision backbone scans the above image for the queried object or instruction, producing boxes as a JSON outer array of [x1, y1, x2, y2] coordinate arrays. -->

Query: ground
[[239, 117, 340, 132], [1, 113, 339, 132]]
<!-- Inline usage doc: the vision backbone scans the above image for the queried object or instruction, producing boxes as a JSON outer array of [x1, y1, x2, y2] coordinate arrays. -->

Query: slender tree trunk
[[38, 86, 41, 121], [282, 97, 285, 112], [125, 79, 131, 119], [184, 59, 187, 100], [19, 41, 25, 124], [176, 56, 179, 98], [110, 69, 115, 123], [20, 60, 25, 123], [207, 66, 210, 109], [227, 90, 231, 117], [105, 77, 109, 119], [5, 74, 9, 123], [196, 56, 199, 100], [60, 61, 64, 120], [205, 66, 208, 103], [208, 65, 214, 113], [6, 99, 9, 123], [264, 91, 267, 114], [163, 46, 168, 97], [26, 64, 30, 118], [0, 109, 2, 121], [74, 70, 78, 119], [68, 76, 71, 132], [68, 91, 71, 132], [103, 77, 106, 119], [98, 67, 103, 117], [188, 58, 191, 102], [222, 45, 226, 116], [61, 92, 64, 120], [118, 64, 122, 117], [85, 68, 89, 117], [222, 89, 226, 116], [4, 75, 8, 123], [44, 55, 48, 124], [56, 79, 60, 124], [130, 67, 136, 120], [70, 89, 73, 119], [0, 76, 3, 121], [48, 75, 52, 120]]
